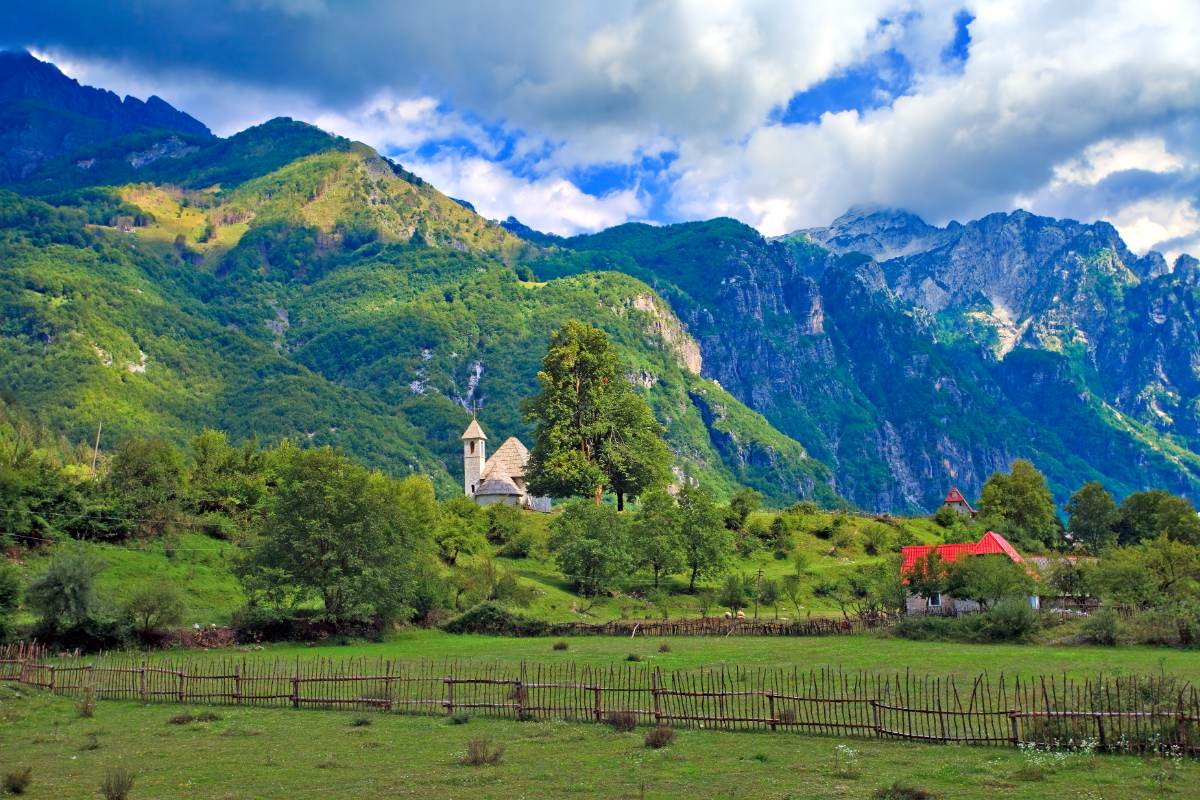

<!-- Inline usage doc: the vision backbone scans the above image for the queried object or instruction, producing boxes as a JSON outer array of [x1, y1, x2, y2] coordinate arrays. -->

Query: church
[[461, 416, 552, 512]]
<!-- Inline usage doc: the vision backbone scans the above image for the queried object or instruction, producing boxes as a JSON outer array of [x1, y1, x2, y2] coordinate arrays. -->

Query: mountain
[[0, 50, 211, 182], [5, 53, 1200, 513], [0, 55, 834, 506]]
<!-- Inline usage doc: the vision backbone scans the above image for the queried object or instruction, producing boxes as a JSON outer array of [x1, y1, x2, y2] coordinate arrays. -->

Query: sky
[[4, 1, 1199, 261]]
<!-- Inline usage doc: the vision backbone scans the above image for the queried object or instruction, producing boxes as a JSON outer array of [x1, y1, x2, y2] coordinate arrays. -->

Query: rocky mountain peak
[[793, 205, 944, 261]]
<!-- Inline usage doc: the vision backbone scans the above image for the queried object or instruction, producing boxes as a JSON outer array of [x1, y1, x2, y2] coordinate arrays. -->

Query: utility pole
[[90, 420, 102, 476], [754, 568, 763, 620]]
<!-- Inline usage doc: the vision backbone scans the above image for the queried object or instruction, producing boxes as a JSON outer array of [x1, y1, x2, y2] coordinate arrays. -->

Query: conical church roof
[[461, 417, 487, 440], [481, 436, 529, 480]]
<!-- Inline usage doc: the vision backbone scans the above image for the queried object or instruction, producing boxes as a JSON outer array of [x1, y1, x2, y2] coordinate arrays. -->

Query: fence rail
[[2, 642, 1196, 757]]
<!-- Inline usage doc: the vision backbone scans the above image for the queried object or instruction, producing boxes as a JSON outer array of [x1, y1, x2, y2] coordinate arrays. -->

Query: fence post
[[1009, 712, 1021, 746], [177, 670, 186, 704], [767, 691, 776, 731], [593, 684, 602, 722], [291, 674, 299, 709], [139, 667, 146, 703], [87, 664, 95, 695], [234, 664, 242, 705], [445, 675, 454, 717], [872, 700, 882, 737], [651, 670, 663, 726], [48, 665, 56, 693]]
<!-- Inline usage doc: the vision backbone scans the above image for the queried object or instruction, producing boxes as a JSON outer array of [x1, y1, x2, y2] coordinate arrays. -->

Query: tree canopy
[[977, 459, 1061, 550]]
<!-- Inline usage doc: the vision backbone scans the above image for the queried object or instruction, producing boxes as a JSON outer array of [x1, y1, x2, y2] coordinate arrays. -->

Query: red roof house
[[942, 486, 976, 516], [900, 530, 1024, 579]]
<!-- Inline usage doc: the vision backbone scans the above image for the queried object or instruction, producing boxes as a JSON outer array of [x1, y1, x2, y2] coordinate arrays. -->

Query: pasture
[[1, 683, 1194, 800]]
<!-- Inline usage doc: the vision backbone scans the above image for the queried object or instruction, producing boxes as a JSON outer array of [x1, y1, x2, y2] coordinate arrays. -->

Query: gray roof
[[480, 436, 529, 481], [475, 475, 521, 496]]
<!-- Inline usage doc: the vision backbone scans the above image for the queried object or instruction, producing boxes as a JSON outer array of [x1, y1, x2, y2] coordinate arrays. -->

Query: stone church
[[461, 416, 551, 511]]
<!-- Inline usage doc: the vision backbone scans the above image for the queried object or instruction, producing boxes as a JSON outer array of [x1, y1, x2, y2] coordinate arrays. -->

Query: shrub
[[657, 642, 671, 653], [977, 598, 1039, 642], [449, 711, 471, 725], [195, 712, 221, 722], [1081, 607, 1120, 645], [892, 615, 961, 641], [350, 717, 371, 727], [830, 743, 861, 778], [606, 710, 638, 732], [2, 767, 32, 795], [552, 640, 569, 651], [81, 733, 100, 751], [26, 548, 104, 630], [625, 653, 642, 662], [461, 737, 504, 766], [77, 687, 97, 718], [101, 768, 135, 800], [441, 602, 550, 636], [873, 783, 937, 800], [862, 524, 893, 556], [123, 581, 186, 638], [497, 528, 543, 559], [168, 713, 195, 725], [831, 529, 856, 553], [644, 725, 675, 749]]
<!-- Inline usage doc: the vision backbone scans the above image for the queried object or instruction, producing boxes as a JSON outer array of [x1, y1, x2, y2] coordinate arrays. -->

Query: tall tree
[[1065, 481, 1118, 552], [238, 445, 438, 623], [600, 386, 672, 510], [724, 488, 763, 532], [523, 320, 670, 506], [977, 459, 1061, 550], [1115, 489, 1200, 546], [630, 489, 684, 588], [547, 501, 632, 596], [677, 484, 730, 592], [106, 438, 186, 536]]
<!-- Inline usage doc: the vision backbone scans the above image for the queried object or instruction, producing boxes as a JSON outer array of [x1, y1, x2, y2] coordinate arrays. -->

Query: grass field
[[132, 629, 1200, 681], [0, 682, 1193, 800]]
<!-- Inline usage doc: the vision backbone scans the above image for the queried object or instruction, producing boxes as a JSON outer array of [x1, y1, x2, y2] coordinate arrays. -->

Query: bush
[[168, 713, 195, 725], [195, 712, 221, 722], [350, 717, 371, 727], [831, 529, 855, 553], [892, 615, 963, 642], [657, 642, 671, 653], [625, 653, 642, 662], [977, 598, 1039, 642], [552, 640, 568, 651], [497, 528, 543, 559], [123, 581, 186, 638], [2, 767, 32, 795], [101, 768, 135, 800], [874, 783, 937, 800], [77, 687, 97, 718], [231, 606, 384, 643], [644, 725, 675, 749], [1081, 607, 1120, 645], [461, 737, 504, 766], [606, 710, 637, 732], [440, 603, 550, 636]]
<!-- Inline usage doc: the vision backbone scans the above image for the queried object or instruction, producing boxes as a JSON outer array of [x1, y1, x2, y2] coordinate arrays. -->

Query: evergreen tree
[[1065, 481, 1118, 552], [523, 320, 670, 506]]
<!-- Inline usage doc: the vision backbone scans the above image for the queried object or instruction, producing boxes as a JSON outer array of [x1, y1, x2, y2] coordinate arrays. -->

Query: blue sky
[[3, 1, 1199, 260]]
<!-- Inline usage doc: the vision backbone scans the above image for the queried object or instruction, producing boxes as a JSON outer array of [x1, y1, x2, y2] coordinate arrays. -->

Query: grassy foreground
[[144, 629, 1200, 681], [1, 683, 1193, 800]]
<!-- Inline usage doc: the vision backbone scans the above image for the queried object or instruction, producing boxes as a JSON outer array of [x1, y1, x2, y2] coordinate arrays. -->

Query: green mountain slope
[[1, 125, 834, 505]]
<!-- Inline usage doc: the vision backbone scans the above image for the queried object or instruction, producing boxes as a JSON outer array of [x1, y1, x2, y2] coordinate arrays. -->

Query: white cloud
[[1051, 138, 1186, 188], [408, 156, 645, 237]]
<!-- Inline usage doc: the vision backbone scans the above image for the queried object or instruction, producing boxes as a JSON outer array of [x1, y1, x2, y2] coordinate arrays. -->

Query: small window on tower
[[469, 441, 475, 454]]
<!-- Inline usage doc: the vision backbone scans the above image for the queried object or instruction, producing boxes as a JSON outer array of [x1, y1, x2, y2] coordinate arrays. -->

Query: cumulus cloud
[[409, 156, 646, 236], [6, 1, 1200, 251]]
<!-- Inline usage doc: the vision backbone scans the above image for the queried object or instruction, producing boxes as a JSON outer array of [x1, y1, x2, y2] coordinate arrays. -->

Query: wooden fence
[[541, 616, 880, 637], [2, 643, 1196, 757]]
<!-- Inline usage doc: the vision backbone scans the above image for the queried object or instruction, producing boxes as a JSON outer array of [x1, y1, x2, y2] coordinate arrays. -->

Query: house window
[[927, 593, 942, 608]]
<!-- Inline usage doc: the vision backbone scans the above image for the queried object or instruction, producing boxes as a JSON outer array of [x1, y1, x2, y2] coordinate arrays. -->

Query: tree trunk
[[616, 492, 624, 512], [689, 567, 698, 593], [594, 485, 602, 506]]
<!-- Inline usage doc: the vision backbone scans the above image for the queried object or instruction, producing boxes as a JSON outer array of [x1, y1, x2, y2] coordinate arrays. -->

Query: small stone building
[[900, 531, 1038, 614], [461, 416, 551, 512]]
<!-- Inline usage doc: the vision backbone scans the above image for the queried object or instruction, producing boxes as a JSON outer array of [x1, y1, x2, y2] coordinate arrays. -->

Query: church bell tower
[[461, 411, 487, 497]]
